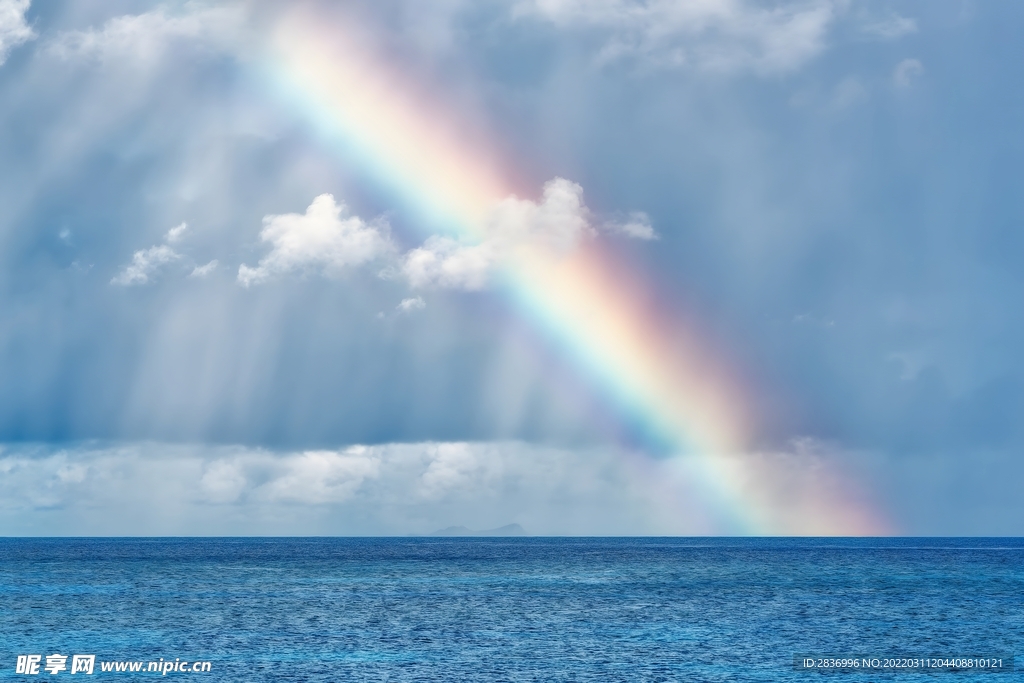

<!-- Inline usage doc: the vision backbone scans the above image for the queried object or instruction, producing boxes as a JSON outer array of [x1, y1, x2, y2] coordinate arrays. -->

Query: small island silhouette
[[427, 523, 526, 537]]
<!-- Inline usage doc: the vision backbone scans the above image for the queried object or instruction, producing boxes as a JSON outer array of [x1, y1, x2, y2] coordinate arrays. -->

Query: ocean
[[1, 538, 1021, 681]]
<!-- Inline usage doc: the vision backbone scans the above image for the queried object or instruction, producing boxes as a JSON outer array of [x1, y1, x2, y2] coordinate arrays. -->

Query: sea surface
[[1, 538, 1022, 681]]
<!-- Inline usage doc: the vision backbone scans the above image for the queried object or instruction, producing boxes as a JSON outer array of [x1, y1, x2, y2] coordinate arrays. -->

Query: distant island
[[428, 523, 526, 537]]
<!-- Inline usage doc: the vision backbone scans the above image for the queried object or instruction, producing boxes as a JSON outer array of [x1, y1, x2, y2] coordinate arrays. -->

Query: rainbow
[[261, 9, 889, 535]]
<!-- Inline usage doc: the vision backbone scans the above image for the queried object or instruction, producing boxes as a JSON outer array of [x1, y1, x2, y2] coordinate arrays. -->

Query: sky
[[0, 0, 1021, 536]]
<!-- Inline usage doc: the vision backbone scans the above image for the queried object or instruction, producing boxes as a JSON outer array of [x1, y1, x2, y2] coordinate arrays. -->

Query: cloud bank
[[0, 441, 713, 535], [7, 437, 1017, 536]]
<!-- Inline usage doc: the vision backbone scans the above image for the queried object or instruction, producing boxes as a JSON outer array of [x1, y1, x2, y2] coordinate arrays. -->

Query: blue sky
[[0, 0, 1021, 535]]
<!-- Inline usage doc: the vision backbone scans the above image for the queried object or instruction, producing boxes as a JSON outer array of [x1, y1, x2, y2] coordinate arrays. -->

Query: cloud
[[189, 259, 218, 278], [397, 296, 425, 312], [46, 6, 242, 66], [238, 194, 394, 287], [241, 179, 647, 291], [402, 236, 495, 290], [6, 438, 1024, 536], [0, 0, 32, 65], [247, 448, 381, 504], [490, 176, 592, 251], [893, 58, 923, 87], [402, 177, 592, 290], [417, 442, 500, 500], [605, 211, 657, 240], [514, 0, 837, 73], [111, 220, 200, 285], [0, 441, 715, 535], [110, 244, 180, 286], [165, 221, 188, 243]]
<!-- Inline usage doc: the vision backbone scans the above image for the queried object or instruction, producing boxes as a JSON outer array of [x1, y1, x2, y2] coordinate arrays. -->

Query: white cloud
[[239, 179, 649, 291], [111, 221, 199, 286], [46, 6, 242, 66], [397, 296, 425, 312], [605, 211, 657, 240], [251, 448, 381, 504], [418, 442, 500, 500], [238, 194, 394, 287], [402, 236, 496, 290], [489, 176, 592, 251], [165, 221, 188, 243], [189, 259, 218, 278], [0, 0, 34, 65], [197, 458, 248, 504], [402, 177, 592, 290], [893, 58, 923, 87], [514, 0, 837, 73], [111, 244, 180, 286]]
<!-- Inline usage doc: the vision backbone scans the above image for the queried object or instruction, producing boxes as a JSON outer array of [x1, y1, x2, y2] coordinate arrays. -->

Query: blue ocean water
[[1, 538, 1022, 681]]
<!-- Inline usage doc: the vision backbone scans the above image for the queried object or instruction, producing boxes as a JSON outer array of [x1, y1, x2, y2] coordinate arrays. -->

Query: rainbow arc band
[[261, 9, 887, 535]]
